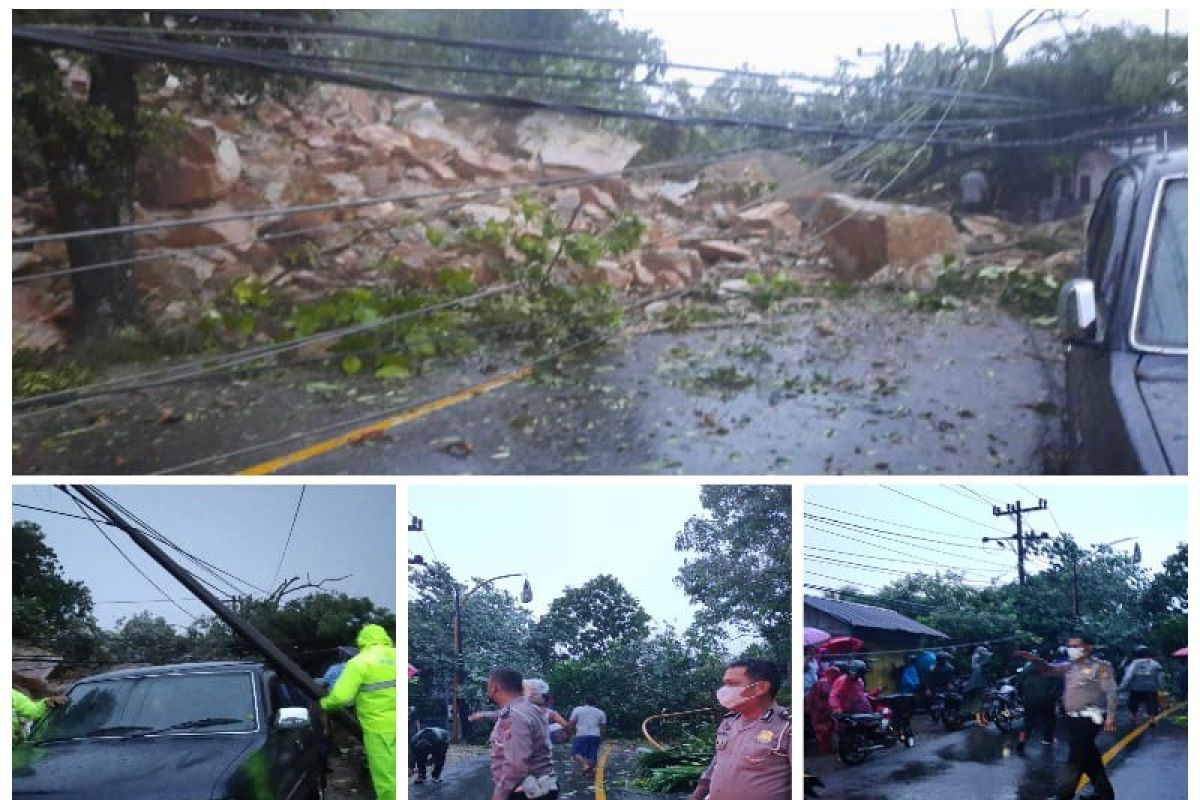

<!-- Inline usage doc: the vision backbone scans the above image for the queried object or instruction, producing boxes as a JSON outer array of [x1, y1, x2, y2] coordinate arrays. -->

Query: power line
[[805, 513, 1012, 556], [805, 501, 992, 542], [803, 544, 1010, 573], [13, 503, 113, 524], [273, 486, 306, 583], [175, 10, 1052, 106], [957, 484, 1001, 505], [805, 552, 1002, 585], [880, 484, 1009, 533], [804, 522, 1011, 571], [61, 487, 198, 621]]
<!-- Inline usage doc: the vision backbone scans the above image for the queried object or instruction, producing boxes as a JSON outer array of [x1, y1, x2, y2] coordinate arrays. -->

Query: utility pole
[[68, 485, 361, 737], [983, 499, 1050, 585]]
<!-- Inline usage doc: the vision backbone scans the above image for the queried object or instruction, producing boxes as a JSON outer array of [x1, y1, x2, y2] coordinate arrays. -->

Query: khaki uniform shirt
[[698, 703, 791, 800], [1049, 657, 1118, 719], [489, 696, 554, 800]]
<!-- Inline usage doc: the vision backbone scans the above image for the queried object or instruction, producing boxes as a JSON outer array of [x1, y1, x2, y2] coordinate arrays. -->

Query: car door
[[262, 673, 319, 800], [1065, 170, 1138, 472]]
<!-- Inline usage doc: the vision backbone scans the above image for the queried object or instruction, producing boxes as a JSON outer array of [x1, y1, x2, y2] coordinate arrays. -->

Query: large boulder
[[139, 120, 242, 208], [643, 248, 704, 281], [812, 194, 962, 282], [697, 240, 753, 265], [13, 286, 67, 352], [511, 111, 642, 174]]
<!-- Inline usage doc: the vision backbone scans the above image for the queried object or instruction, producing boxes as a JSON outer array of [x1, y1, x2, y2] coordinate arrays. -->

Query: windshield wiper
[[147, 717, 247, 733], [33, 725, 156, 742]]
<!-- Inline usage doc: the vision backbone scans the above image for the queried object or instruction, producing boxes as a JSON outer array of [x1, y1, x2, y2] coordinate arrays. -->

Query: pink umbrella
[[1172, 647, 1188, 657], [408, 664, 420, 678], [805, 627, 831, 646], [818, 636, 865, 655]]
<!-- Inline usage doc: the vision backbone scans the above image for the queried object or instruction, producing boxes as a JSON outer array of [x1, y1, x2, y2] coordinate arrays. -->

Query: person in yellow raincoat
[[12, 688, 65, 746], [320, 624, 396, 800]]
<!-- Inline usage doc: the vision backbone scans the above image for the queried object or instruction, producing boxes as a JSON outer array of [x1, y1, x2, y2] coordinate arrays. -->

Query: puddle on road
[[888, 759, 952, 782], [936, 730, 1022, 764]]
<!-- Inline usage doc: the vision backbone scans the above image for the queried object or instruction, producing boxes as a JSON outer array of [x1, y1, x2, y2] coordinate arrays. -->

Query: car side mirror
[[1058, 278, 1098, 342], [275, 706, 311, 730]]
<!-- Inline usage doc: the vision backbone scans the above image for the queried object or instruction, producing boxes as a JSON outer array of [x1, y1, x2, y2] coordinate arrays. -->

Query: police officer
[[486, 667, 558, 800], [11, 688, 66, 746], [1018, 635, 1118, 800], [690, 659, 790, 800], [320, 624, 397, 800]]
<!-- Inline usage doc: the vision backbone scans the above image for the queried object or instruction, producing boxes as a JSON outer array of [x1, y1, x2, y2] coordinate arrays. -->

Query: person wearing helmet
[[1119, 645, 1163, 724], [320, 624, 397, 800], [829, 661, 872, 715], [964, 645, 992, 726], [928, 652, 956, 692]]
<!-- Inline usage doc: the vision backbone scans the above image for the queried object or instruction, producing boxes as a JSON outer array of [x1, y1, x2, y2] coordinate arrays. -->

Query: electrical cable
[[169, 11, 1053, 106], [880, 484, 1010, 532], [272, 486, 306, 583], [60, 487, 198, 621], [803, 544, 1010, 573], [12, 503, 114, 524], [804, 553, 1001, 585], [805, 501, 999, 541], [805, 514, 1011, 554], [805, 521, 1012, 569]]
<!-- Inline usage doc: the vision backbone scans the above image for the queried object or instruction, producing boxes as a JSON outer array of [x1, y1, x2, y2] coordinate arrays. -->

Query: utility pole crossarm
[[984, 498, 1050, 586]]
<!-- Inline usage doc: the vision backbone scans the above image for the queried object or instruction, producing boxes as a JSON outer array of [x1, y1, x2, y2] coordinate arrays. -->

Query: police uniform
[[489, 696, 557, 800], [692, 703, 791, 800], [1045, 656, 1118, 800]]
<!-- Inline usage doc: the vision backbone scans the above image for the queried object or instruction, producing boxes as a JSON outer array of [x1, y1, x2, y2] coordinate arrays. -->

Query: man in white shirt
[[568, 696, 607, 775]]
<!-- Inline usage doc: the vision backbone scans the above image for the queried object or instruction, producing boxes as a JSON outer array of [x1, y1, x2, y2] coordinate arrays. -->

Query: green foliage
[[674, 485, 792, 668], [745, 271, 803, 311], [907, 265, 1062, 319], [105, 611, 190, 665], [12, 351, 97, 399], [633, 730, 717, 792], [12, 521, 103, 663], [532, 575, 651, 664]]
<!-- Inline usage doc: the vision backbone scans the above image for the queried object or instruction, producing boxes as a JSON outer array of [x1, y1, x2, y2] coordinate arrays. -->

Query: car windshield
[[31, 672, 258, 741], [1135, 177, 1188, 350]]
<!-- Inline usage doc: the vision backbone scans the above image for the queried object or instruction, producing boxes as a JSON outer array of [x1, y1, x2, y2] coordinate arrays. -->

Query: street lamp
[[450, 573, 532, 742]]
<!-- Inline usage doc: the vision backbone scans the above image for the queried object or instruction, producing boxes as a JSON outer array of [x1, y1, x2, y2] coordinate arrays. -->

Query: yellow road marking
[[1076, 700, 1186, 794], [594, 741, 614, 800], [236, 365, 533, 475]]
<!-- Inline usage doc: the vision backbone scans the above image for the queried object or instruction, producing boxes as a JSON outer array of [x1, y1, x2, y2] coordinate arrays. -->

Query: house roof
[[805, 595, 948, 639]]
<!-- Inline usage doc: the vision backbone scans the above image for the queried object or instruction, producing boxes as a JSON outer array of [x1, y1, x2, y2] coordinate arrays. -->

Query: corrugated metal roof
[[804, 595, 948, 638]]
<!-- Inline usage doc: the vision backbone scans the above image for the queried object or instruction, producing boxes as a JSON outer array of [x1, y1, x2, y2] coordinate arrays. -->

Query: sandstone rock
[[633, 261, 657, 287], [587, 260, 632, 291], [13, 286, 67, 352], [359, 165, 391, 195], [959, 214, 1010, 242], [355, 201, 397, 221], [342, 88, 378, 124], [656, 270, 687, 291], [324, 172, 366, 201], [656, 179, 700, 209], [138, 253, 218, 299], [553, 188, 582, 219], [736, 201, 801, 237], [139, 121, 241, 208], [513, 111, 642, 174], [455, 204, 512, 226], [697, 240, 753, 264], [579, 185, 620, 215], [812, 193, 962, 282], [161, 213, 256, 249], [719, 278, 753, 295], [307, 134, 334, 149], [452, 146, 515, 180], [255, 98, 292, 130], [814, 318, 836, 337], [643, 248, 704, 282], [1043, 249, 1081, 275]]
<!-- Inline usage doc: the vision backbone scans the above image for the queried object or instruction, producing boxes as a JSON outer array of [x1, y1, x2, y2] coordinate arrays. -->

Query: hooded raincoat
[[11, 689, 50, 746], [320, 625, 397, 800]]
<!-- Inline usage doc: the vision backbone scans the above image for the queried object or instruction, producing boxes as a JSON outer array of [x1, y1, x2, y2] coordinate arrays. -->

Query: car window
[[32, 672, 258, 740], [1096, 176, 1136, 322], [1134, 177, 1188, 350]]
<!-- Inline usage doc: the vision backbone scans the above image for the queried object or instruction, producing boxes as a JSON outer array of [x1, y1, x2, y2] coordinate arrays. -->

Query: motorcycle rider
[[929, 652, 956, 692], [899, 654, 921, 695], [964, 645, 993, 726], [830, 661, 873, 715], [804, 665, 842, 756]]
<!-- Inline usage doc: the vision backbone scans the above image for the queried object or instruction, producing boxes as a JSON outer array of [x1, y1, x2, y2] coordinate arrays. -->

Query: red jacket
[[829, 674, 872, 714]]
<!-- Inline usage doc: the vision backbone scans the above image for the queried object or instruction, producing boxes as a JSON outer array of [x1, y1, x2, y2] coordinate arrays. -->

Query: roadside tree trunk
[[16, 47, 143, 340]]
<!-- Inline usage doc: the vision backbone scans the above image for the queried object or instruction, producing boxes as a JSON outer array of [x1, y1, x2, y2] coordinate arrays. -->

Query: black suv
[[13, 661, 327, 800], [1058, 148, 1187, 474]]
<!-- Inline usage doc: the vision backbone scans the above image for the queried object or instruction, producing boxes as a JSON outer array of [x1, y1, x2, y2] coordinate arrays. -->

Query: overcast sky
[[618, 8, 1186, 78], [407, 483, 751, 638], [12, 484, 397, 630], [803, 482, 1187, 597]]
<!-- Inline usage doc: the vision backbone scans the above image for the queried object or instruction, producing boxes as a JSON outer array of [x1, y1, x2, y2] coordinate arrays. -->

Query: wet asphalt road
[[409, 740, 691, 800], [12, 292, 1063, 475], [807, 713, 1187, 800]]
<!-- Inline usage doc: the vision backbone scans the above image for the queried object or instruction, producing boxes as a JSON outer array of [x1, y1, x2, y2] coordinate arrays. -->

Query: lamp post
[[450, 573, 533, 742]]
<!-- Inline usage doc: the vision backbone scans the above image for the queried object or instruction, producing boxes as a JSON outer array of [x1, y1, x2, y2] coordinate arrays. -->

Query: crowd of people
[[803, 636, 1179, 800], [405, 658, 792, 800]]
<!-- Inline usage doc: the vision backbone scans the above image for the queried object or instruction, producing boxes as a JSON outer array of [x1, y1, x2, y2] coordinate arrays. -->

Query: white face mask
[[716, 682, 759, 709], [1066, 647, 1087, 661]]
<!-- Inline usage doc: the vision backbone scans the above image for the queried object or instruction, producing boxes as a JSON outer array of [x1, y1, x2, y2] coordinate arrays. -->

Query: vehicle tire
[[943, 710, 966, 731], [837, 734, 869, 766], [306, 774, 326, 800], [904, 734, 916, 748], [994, 708, 1015, 733]]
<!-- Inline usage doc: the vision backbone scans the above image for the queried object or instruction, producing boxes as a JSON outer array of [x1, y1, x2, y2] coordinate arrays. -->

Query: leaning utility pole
[[68, 485, 360, 737], [983, 498, 1050, 586]]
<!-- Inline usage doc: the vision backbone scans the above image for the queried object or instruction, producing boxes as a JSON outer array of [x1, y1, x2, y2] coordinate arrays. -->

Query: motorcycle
[[982, 676, 1025, 732], [835, 693, 916, 765], [928, 680, 967, 731]]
